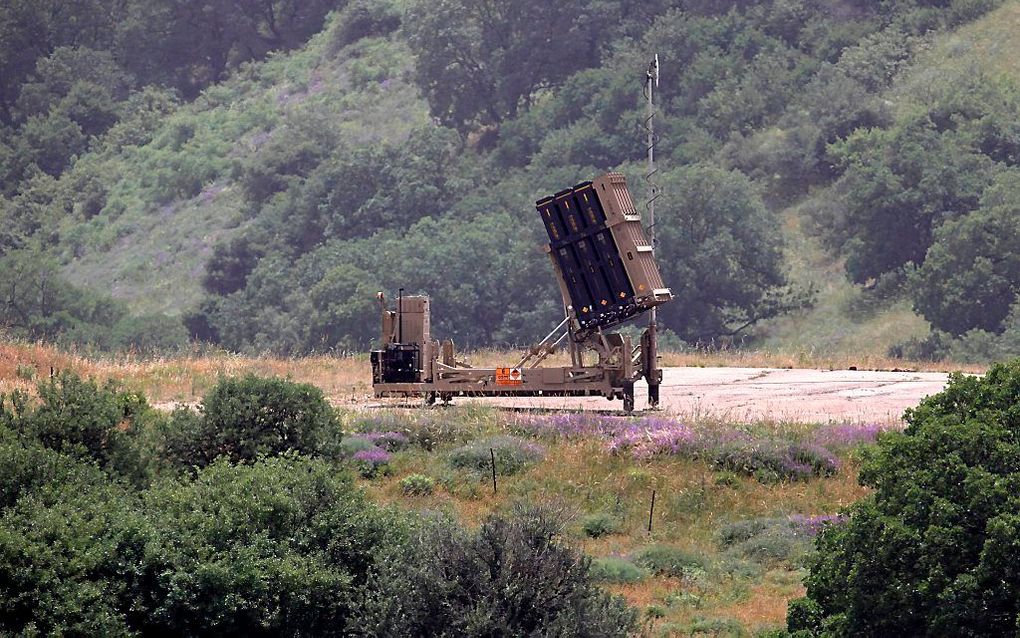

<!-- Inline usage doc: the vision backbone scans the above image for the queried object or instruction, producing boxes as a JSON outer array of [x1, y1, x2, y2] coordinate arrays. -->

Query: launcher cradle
[[370, 173, 673, 412]]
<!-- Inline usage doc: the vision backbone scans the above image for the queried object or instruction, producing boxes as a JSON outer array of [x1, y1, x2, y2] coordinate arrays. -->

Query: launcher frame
[[370, 173, 672, 412]]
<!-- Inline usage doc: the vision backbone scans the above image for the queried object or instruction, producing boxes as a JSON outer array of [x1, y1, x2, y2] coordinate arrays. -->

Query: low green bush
[[590, 557, 645, 584], [633, 544, 706, 578], [718, 518, 813, 568], [399, 473, 435, 496], [581, 512, 620, 538], [356, 505, 637, 635]]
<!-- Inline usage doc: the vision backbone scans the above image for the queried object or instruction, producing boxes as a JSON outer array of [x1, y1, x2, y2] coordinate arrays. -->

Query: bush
[[633, 545, 706, 578], [719, 517, 837, 568], [0, 453, 403, 637], [355, 505, 637, 635], [399, 473, 435, 496], [0, 480, 143, 635], [447, 435, 544, 476], [352, 446, 391, 478], [590, 557, 646, 584], [2, 372, 149, 477], [790, 359, 1020, 635], [0, 431, 105, 508], [163, 375, 338, 467], [581, 512, 621, 538], [713, 440, 839, 483], [352, 411, 475, 451], [329, 0, 401, 52], [730, 528, 806, 568]]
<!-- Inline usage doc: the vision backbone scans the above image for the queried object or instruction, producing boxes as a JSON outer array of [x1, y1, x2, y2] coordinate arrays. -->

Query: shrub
[[329, 0, 401, 52], [399, 473, 435, 496], [360, 430, 409, 452], [3, 372, 149, 476], [633, 545, 706, 578], [790, 360, 1020, 635], [338, 435, 379, 457], [581, 512, 621, 538], [719, 517, 837, 568], [447, 435, 544, 476], [352, 411, 475, 451], [164, 375, 338, 467], [590, 557, 645, 584], [730, 527, 806, 567], [718, 518, 785, 547], [140, 455, 402, 635], [352, 447, 391, 478], [0, 432, 105, 508], [0, 480, 143, 636], [355, 505, 637, 635], [713, 440, 839, 483]]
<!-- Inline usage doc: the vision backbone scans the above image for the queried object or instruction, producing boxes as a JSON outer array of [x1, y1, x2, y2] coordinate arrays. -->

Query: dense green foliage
[[789, 359, 1020, 635], [0, 372, 635, 636], [162, 374, 339, 468], [359, 505, 637, 635], [1, 0, 1017, 358]]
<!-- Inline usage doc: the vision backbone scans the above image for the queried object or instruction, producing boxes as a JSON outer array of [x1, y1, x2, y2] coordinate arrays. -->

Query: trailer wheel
[[425, 392, 437, 405]]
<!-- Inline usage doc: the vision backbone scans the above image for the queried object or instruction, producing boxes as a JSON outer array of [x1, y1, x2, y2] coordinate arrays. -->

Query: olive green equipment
[[370, 172, 672, 412]]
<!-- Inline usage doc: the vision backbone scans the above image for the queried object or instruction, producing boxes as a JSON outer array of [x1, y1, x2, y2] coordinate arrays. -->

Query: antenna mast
[[644, 54, 661, 408]]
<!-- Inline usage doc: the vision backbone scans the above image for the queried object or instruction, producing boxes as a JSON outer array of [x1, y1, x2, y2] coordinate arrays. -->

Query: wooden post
[[490, 448, 497, 495], [647, 490, 656, 534]]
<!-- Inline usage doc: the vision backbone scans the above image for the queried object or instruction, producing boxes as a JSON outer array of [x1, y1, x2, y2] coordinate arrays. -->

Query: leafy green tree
[[1, 371, 151, 482], [819, 116, 996, 283], [0, 479, 143, 636], [911, 171, 1020, 336], [15, 47, 132, 127], [306, 263, 381, 351], [654, 163, 805, 341], [404, 0, 601, 132], [0, 422, 106, 509], [0, 454, 402, 636], [790, 359, 1020, 635], [131, 455, 400, 635]]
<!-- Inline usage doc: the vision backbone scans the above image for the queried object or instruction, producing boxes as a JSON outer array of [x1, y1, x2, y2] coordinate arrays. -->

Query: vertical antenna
[[645, 54, 659, 331], [644, 54, 662, 409]]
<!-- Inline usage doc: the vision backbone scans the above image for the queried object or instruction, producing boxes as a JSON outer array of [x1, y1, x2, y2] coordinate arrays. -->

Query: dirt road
[[457, 367, 951, 423]]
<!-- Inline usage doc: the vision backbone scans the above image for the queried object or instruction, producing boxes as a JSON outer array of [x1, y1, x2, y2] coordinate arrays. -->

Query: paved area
[[460, 367, 951, 423]]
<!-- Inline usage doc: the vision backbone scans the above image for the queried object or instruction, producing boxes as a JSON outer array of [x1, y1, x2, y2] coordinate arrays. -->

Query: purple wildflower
[[353, 447, 391, 464], [811, 422, 897, 450], [788, 514, 845, 536]]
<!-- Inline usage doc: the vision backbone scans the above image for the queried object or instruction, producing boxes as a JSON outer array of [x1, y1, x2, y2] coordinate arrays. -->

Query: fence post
[[490, 448, 497, 495]]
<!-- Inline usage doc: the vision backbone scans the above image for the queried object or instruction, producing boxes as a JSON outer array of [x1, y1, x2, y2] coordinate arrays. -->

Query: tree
[[404, 0, 601, 133], [653, 163, 804, 342], [821, 116, 996, 284], [789, 359, 1020, 635], [910, 171, 1020, 336]]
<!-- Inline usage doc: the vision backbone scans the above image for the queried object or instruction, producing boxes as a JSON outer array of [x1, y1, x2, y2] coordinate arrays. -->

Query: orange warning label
[[496, 367, 523, 386]]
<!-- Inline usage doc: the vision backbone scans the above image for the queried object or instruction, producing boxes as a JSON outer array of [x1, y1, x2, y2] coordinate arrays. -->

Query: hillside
[[754, 0, 1020, 360], [2, 0, 1019, 362]]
